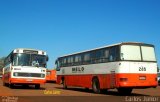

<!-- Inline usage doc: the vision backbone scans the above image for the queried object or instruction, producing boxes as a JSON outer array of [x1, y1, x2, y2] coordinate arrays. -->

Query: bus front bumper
[[10, 78, 46, 85]]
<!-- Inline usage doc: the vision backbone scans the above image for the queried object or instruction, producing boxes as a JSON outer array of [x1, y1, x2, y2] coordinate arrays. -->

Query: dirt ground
[[0, 79, 160, 102]]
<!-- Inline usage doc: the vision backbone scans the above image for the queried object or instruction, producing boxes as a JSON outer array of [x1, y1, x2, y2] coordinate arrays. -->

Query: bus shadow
[[55, 87, 150, 96], [9, 85, 46, 90]]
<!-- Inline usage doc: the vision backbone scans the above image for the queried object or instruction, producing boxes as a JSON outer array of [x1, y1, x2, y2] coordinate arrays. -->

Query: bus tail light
[[41, 74, 45, 78], [120, 78, 128, 82]]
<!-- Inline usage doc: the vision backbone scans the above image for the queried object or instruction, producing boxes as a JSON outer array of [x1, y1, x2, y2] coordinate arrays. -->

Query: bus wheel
[[35, 84, 40, 89], [62, 79, 67, 89], [117, 88, 133, 95], [92, 78, 101, 94]]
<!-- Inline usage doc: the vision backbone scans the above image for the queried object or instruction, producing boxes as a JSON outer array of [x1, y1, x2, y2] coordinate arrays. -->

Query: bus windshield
[[120, 45, 156, 61], [13, 53, 47, 67]]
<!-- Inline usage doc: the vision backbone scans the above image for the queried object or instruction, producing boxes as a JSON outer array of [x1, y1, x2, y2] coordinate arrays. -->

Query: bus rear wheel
[[62, 79, 67, 89], [92, 78, 101, 94], [117, 88, 133, 95]]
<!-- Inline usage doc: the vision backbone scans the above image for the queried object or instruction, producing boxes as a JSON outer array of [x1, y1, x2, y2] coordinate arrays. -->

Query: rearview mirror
[[46, 55, 49, 61]]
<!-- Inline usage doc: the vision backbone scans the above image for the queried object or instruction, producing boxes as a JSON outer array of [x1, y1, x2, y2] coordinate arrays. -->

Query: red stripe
[[57, 73, 157, 89], [10, 78, 46, 84]]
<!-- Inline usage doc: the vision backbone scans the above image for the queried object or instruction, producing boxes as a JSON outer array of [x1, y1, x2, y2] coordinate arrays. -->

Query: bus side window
[[109, 55, 113, 62], [84, 53, 90, 64], [102, 49, 109, 62], [109, 46, 118, 62]]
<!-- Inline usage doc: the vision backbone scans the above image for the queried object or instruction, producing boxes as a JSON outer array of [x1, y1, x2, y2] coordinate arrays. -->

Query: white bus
[[2, 48, 48, 89], [55, 42, 158, 94]]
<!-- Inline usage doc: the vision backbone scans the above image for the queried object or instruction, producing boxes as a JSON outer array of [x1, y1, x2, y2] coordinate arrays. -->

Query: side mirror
[[10, 54, 14, 62], [46, 55, 49, 61], [55, 60, 60, 71]]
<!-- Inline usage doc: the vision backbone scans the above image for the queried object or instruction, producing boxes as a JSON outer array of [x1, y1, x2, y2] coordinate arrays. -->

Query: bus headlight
[[13, 72, 18, 76], [41, 74, 45, 78], [41, 70, 45, 72]]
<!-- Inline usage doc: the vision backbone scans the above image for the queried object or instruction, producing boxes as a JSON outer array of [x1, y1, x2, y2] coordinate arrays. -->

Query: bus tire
[[117, 88, 133, 95], [92, 78, 101, 94], [35, 84, 40, 89], [62, 79, 67, 89]]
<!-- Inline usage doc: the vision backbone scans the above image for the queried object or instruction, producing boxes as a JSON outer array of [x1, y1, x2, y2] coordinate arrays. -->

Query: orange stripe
[[57, 73, 157, 89], [10, 78, 46, 84]]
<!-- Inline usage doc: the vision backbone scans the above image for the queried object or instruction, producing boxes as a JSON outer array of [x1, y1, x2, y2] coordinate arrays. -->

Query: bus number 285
[[139, 67, 146, 71]]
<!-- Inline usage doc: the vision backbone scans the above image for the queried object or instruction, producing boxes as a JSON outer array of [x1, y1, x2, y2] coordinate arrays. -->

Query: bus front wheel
[[92, 78, 101, 94]]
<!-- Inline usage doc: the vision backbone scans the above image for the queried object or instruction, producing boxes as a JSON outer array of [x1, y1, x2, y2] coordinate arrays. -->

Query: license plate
[[26, 79, 33, 82], [139, 76, 146, 80]]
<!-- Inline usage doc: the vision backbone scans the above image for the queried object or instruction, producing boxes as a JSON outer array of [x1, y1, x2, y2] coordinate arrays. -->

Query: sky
[[0, 0, 160, 69]]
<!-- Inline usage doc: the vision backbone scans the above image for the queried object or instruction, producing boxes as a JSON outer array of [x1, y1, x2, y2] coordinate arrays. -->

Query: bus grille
[[13, 72, 45, 78]]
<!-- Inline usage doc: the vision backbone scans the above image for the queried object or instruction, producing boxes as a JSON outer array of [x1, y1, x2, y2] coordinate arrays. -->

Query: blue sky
[[0, 0, 160, 69]]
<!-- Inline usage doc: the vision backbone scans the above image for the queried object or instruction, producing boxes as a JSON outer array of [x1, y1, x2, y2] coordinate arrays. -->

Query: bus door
[[110, 71, 116, 88]]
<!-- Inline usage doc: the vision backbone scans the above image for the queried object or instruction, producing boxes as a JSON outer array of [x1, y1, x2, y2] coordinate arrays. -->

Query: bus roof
[[58, 42, 154, 58], [12, 48, 47, 55]]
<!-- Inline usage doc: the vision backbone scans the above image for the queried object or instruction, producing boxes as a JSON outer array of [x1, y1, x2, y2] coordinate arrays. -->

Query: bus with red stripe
[[55, 42, 158, 94], [2, 48, 48, 89], [46, 69, 57, 82]]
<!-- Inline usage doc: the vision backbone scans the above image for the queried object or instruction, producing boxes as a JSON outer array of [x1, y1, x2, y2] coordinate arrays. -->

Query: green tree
[[0, 57, 5, 74]]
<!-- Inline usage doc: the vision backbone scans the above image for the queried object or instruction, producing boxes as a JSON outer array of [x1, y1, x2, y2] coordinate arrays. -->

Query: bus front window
[[13, 54, 47, 67], [32, 54, 47, 67], [13, 54, 30, 66]]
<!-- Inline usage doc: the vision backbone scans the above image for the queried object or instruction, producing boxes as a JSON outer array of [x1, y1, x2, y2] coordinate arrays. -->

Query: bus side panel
[[3, 72, 10, 84], [46, 73, 51, 81], [98, 74, 111, 89], [63, 74, 157, 89], [64, 75, 92, 88], [56, 75, 62, 84], [62, 74, 114, 89], [58, 74, 115, 89], [50, 70, 57, 81]]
